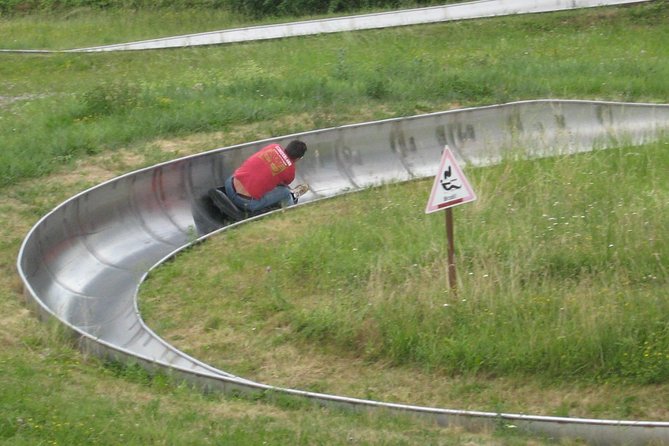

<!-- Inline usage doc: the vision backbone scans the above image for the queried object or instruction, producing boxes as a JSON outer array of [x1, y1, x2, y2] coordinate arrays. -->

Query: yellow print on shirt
[[260, 150, 288, 175]]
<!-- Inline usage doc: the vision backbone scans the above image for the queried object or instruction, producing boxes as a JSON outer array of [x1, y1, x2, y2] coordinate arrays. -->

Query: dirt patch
[[0, 94, 52, 108], [0, 306, 32, 348]]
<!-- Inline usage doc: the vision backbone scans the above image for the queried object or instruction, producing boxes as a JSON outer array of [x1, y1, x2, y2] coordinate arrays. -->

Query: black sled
[[208, 187, 245, 222]]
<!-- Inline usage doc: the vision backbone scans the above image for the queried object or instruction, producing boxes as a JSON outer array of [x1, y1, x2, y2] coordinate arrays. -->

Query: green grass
[[0, 8, 245, 49], [2, 2, 669, 444], [1, 2, 668, 187], [3, 331, 500, 445]]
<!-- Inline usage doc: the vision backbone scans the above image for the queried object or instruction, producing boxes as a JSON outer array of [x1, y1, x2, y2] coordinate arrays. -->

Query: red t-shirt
[[234, 143, 295, 199]]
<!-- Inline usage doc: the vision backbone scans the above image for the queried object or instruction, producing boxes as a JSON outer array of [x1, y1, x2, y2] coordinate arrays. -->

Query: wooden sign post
[[425, 146, 477, 295], [445, 207, 457, 295]]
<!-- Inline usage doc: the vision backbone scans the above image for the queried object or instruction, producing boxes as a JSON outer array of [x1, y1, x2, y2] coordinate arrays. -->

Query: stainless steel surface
[[17, 99, 669, 444], [0, 0, 650, 53]]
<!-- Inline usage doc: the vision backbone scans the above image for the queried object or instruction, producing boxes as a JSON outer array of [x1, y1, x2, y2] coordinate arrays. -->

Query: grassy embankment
[[1, 2, 668, 444]]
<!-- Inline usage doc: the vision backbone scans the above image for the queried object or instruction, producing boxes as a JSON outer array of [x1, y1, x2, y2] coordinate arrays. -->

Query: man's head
[[285, 140, 307, 161]]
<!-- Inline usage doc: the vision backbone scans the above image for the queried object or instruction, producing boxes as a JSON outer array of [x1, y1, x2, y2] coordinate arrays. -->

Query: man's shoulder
[[259, 143, 290, 165]]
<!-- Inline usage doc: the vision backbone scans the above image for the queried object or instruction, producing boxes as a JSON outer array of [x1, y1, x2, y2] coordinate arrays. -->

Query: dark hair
[[285, 140, 307, 160]]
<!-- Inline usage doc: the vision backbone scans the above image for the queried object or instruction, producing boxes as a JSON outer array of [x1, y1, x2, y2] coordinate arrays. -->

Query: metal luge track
[[17, 99, 669, 445], [0, 0, 650, 53]]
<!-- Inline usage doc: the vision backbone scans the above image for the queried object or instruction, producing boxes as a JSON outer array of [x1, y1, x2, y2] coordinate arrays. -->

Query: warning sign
[[425, 146, 476, 214]]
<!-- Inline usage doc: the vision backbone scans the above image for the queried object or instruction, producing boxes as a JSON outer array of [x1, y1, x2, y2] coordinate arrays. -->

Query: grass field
[[2, 2, 669, 445]]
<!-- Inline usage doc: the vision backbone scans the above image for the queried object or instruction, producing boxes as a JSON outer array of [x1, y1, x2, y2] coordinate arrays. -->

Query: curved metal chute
[[17, 99, 669, 445]]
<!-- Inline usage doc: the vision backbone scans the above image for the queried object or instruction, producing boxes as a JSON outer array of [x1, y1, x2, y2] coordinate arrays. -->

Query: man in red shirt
[[210, 140, 308, 219]]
